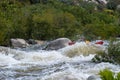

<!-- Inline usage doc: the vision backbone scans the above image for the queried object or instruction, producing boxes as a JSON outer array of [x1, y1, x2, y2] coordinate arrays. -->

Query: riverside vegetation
[[99, 69, 120, 80], [93, 39, 120, 80], [92, 39, 120, 64], [0, 0, 120, 46], [0, 0, 120, 79]]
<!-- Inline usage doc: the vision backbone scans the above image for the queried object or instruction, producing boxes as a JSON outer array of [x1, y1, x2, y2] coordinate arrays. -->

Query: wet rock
[[20, 44, 47, 51], [10, 38, 29, 48], [35, 40, 45, 45], [27, 39, 37, 45], [116, 5, 120, 13], [87, 75, 100, 80], [45, 38, 72, 50], [27, 39, 45, 45], [96, 0, 107, 4]]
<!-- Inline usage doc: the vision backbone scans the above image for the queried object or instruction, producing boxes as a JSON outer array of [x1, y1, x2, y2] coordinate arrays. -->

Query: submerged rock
[[0, 46, 10, 55], [0, 46, 17, 55], [45, 38, 73, 50], [87, 75, 100, 80]]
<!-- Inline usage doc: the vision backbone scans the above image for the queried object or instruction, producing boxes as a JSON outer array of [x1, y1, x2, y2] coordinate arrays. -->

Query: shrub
[[92, 39, 120, 64], [99, 69, 120, 80], [99, 69, 114, 80], [108, 40, 120, 64], [0, 0, 120, 46]]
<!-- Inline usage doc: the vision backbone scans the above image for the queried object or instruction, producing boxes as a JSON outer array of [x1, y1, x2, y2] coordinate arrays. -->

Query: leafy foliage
[[108, 40, 120, 64], [99, 69, 114, 80], [99, 69, 120, 80], [92, 39, 120, 64], [0, 0, 120, 45]]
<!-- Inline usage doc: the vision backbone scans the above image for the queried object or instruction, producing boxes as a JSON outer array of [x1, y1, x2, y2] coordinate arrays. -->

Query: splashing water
[[59, 42, 105, 57], [0, 42, 119, 80]]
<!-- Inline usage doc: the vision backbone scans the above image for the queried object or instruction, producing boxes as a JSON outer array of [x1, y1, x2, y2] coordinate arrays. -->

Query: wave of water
[[0, 42, 120, 80]]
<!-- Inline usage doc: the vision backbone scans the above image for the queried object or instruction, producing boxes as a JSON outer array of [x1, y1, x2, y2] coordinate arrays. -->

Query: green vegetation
[[0, 0, 120, 46], [92, 40, 120, 64], [99, 69, 120, 80]]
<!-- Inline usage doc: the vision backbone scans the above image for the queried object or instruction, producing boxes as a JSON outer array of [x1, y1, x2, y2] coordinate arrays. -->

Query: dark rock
[[87, 75, 100, 80], [27, 39, 37, 45], [45, 38, 72, 50]]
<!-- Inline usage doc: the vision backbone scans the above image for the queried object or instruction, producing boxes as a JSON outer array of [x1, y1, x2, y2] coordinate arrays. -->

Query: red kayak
[[68, 42, 75, 45], [95, 41, 104, 45]]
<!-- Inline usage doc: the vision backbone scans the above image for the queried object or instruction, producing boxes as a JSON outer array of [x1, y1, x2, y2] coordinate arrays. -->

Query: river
[[0, 42, 120, 80]]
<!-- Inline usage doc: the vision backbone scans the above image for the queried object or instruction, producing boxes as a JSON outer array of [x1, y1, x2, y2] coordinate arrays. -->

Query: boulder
[[27, 39, 45, 45], [27, 39, 37, 45], [117, 5, 120, 13], [45, 38, 73, 50], [87, 75, 100, 80], [35, 40, 45, 45], [10, 38, 29, 48]]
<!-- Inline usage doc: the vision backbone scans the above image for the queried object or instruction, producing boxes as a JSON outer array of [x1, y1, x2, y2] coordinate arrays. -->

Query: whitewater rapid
[[0, 42, 120, 80]]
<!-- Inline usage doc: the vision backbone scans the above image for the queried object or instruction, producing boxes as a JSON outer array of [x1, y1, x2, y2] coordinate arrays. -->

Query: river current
[[0, 42, 120, 80]]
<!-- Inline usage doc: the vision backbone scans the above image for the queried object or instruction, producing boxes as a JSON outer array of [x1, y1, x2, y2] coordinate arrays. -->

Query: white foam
[[0, 41, 119, 80], [16, 50, 69, 65], [41, 68, 89, 80], [0, 53, 19, 66], [59, 42, 105, 57]]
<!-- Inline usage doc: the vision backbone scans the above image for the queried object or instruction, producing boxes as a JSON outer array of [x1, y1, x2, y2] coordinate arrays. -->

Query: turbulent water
[[0, 42, 120, 80]]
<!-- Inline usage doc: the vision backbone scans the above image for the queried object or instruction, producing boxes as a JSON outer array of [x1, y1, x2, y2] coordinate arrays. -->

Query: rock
[[27, 39, 45, 45], [45, 38, 73, 50], [87, 75, 100, 80], [98, 0, 107, 4], [35, 40, 45, 45], [10, 38, 29, 48], [27, 39, 37, 45], [117, 5, 120, 13]]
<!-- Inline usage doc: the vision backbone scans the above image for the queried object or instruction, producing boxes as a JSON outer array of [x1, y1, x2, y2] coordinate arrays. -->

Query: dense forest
[[0, 0, 120, 46]]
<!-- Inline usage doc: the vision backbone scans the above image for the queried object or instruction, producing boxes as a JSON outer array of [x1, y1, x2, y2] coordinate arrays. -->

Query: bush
[[0, 0, 120, 45], [108, 40, 120, 64], [92, 39, 120, 64], [99, 69, 120, 80]]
